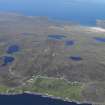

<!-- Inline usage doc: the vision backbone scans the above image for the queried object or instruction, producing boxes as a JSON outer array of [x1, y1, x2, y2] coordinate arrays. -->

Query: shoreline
[[0, 91, 93, 105], [88, 27, 105, 32], [0, 76, 101, 105]]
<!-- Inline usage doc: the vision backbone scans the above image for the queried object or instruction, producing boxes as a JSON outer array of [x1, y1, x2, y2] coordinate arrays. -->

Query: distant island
[[0, 12, 105, 105]]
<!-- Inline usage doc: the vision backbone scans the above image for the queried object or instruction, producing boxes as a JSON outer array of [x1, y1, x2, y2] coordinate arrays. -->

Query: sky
[[0, 0, 105, 8], [0, 0, 105, 3]]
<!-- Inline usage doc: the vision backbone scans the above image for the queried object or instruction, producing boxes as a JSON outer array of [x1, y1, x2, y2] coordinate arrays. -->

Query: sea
[[0, 93, 91, 105], [0, 0, 105, 26], [0, 0, 105, 105]]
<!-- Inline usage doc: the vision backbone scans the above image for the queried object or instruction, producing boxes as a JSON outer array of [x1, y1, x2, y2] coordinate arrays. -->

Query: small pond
[[1, 56, 15, 66], [94, 37, 105, 43], [69, 56, 82, 61], [48, 35, 66, 40], [7, 45, 20, 54], [22, 33, 36, 36], [65, 40, 74, 46]]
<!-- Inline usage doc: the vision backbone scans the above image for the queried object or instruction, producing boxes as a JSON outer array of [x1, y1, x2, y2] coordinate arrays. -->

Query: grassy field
[[0, 77, 84, 101], [24, 77, 84, 101]]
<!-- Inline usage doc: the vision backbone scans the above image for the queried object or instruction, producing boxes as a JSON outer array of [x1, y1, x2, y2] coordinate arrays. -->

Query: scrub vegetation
[[0, 13, 105, 104]]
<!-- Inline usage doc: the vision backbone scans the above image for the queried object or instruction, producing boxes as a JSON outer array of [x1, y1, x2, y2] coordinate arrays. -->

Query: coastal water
[[0, 93, 91, 105], [0, 0, 105, 25]]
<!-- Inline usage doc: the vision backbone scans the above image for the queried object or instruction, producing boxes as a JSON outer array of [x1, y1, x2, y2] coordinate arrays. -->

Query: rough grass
[[0, 85, 23, 94], [0, 77, 84, 101], [24, 77, 84, 101], [0, 85, 9, 93]]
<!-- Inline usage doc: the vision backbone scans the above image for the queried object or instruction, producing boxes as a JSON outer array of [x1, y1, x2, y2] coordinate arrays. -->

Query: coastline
[[0, 91, 90, 105], [0, 76, 103, 105], [0, 90, 99, 105]]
